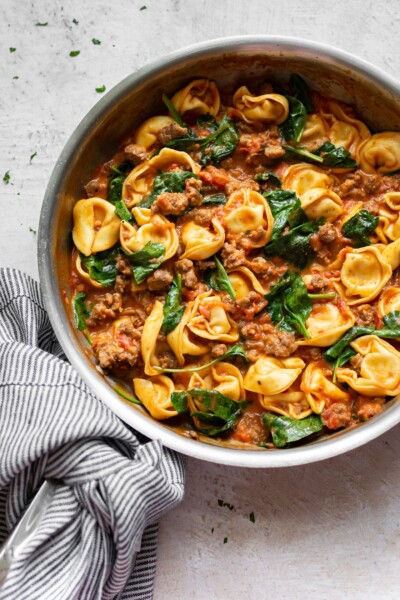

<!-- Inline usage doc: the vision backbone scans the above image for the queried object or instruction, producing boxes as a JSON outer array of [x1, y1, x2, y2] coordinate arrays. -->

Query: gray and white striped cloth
[[0, 268, 185, 599]]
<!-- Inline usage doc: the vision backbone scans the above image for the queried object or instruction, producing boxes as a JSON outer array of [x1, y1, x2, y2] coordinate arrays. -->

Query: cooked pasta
[[69, 75, 400, 449]]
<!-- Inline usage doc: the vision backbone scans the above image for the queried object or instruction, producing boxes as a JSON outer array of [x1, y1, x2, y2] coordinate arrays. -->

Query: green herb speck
[[92, 38, 101, 45], [140, 5, 147, 10], [72, 18, 79, 25], [35, 22, 48, 26], [211, 528, 214, 534], [69, 50, 80, 57], [217, 499, 235, 511], [223, 537, 228, 544], [30, 152, 37, 162], [9, 47, 16, 53], [12, 76, 19, 80], [3, 171, 10, 184], [249, 512, 255, 523], [29, 227, 37, 234], [95, 85, 106, 93]]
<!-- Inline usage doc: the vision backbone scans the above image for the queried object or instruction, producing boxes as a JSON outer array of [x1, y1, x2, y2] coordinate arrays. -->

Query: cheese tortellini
[[134, 375, 178, 420], [320, 99, 371, 161], [122, 148, 199, 208], [187, 292, 239, 343], [141, 301, 164, 376], [188, 362, 245, 402], [171, 78, 220, 117], [282, 163, 335, 196], [120, 215, 178, 261], [227, 266, 265, 299], [167, 302, 208, 366], [134, 115, 176, 149], [336, 336, 400, 396], [332, 246, 392, 305], [359, 132, 400, 174], [72, 198, 121, 256], [299, 301, 356, 347], [300, 362, 350, 414], [300, 188, 343, 222], [378, 287, 400, 318], [377, 192, 400, 242], [224, 189, 274, 247], [180, 218, 225, 260], [232, 86, 289, 124]]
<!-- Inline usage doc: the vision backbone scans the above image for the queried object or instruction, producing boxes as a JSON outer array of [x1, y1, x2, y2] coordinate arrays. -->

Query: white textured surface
[[1, 1, 400, 598]]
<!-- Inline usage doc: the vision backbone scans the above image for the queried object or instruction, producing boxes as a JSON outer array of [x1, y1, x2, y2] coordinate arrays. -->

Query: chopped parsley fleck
[[95, 85, 106, 93], [29, 227, 37, 234], [211, 528, 214, 534], [9, 47, 16, 53], [30, 151, 37, 162], [140, 5, 147, 10], [249, 512, 255, 523], [12, 76, 19, 80], [92, 38, 101, 45], [223, 537, 228, 544], [72, 18, 79, 25], [217, 499, 235, 511], [35, 22, 48, 26], [3, 171, 10, 184], [69, 50, 80, 57]]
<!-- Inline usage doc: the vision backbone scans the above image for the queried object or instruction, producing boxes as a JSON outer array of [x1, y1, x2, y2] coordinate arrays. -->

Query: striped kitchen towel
[[0, 268, 185, 599]]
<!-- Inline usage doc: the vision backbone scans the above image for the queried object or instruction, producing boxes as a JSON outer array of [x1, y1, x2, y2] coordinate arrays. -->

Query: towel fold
[[0, 268, 185, 599]]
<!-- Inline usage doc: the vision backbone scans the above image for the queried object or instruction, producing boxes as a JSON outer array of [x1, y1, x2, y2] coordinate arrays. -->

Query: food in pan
[[70, 74, 400, 449]]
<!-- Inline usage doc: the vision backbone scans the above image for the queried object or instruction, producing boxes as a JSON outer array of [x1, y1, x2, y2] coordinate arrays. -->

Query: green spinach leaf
[[264, 270, 312, 338], [125, 241, 165, 284], [73, 292, 91, 330], [289, 74, 314, 113], [162, 275, 184, 334], [200, 114, 239, 165], [107, 160, 134, 220], [264, 189, 305, 241], [204, 257, 236, 299], [202, 193, 227, 205], [314, 141, 357, 168], [162, 93, 186, 127], [342, 209, 379, 247], [139, 171, 197, 208], [80, 248, 119, 287], [280, 96, 307, 142], [263, 413, 323, 447], [255, 171, 282, 187], [172, 388, 247, 436], [264, 219, 323, 269]]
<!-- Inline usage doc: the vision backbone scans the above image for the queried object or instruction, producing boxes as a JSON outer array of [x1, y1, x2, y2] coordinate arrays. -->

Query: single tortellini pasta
[[120, 214, 178, 261], [381, 237, 400, 270], [336, 335, 400, 396], [300, 187, 343, 222], [300, 114, 327, 149], [224, 189, 274, 247], [188, 362, 245, 402], [72, 198, 121, 256], [376, 192, 400, 242], [167, 302, 208, 366], [243, 356, 306, 396], [134, 115, 176, 149], [180, 218, 225, 260], [227, 266, 265, 299], [187, 291, 239, 343], [282, 163, 335, 197], [378, 287, 400, 318], [232, 86, 289, 124], [171, 78, 220, 117], [122, 148, 200, 208], [298, 301, 356, 347], [300, 362, 350, 414], [133, 375, 177, 420], [320, 99, 371, 161], [141, 300, 164, 376], [359, 132, 400, 174], [332, 246, 392, 305]]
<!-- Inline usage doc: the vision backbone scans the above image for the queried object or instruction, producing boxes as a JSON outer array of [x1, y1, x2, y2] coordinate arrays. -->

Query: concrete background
[[1, 1, 400, 598]]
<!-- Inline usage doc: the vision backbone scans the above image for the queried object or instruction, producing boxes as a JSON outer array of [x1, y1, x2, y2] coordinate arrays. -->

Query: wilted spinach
[[79, 248, 120, 287], [264, 219, 323, 269], [264, 189, 305, 241], [289, 74, 314, 113], [139, 171, 197, 207], [280, 95, 307, 142], [125, 241, 165, 284], [204, 257, 236, 299], [283, 141, 357, 169], [162, 275, 184, 334], [342, 209, 379, 247], [263, 413, 323, 447], [155, 343, 248, 373], [108, 161, 133, 220], [264, 270, 312, 338], [255, 171, 282, 188], [200, 114, 239, 165], [202, 193, 227, 205], [73, 292, 91, 330], [171, 388, 248, 436]]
